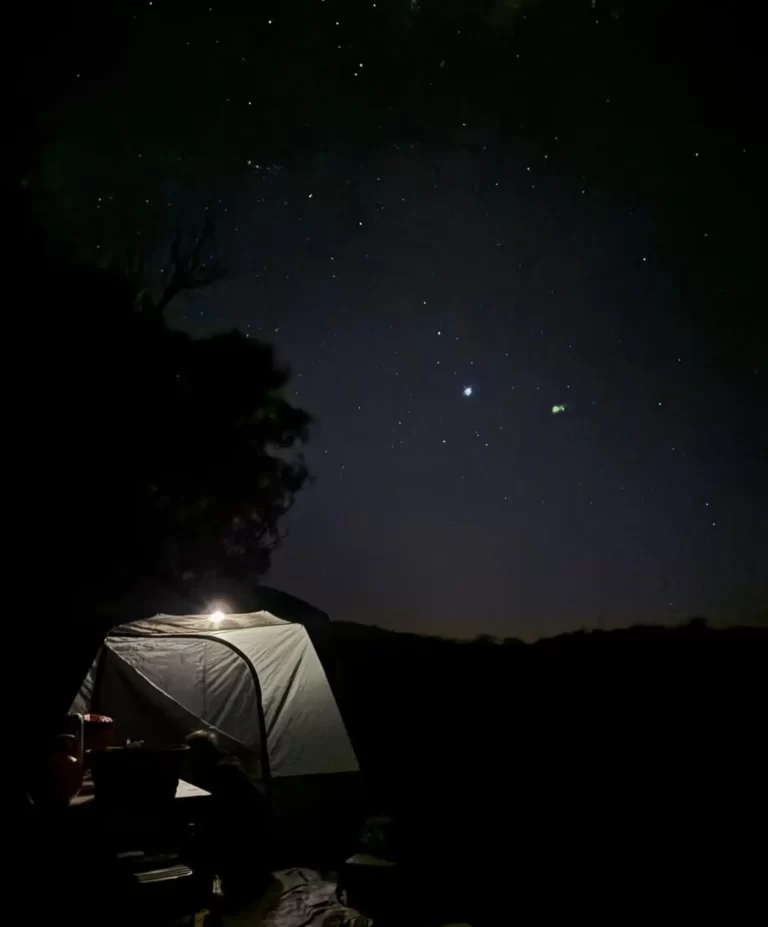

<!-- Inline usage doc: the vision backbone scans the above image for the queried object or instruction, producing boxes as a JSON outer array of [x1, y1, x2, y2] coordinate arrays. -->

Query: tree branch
[[141, 215, 227, 317]]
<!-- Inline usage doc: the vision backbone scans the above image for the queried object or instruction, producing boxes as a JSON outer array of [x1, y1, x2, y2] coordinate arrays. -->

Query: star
[[463, 386, 473, 397]]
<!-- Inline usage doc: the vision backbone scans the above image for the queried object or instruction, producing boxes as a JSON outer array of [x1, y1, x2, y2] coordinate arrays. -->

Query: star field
[[27, 1, 766, 637]]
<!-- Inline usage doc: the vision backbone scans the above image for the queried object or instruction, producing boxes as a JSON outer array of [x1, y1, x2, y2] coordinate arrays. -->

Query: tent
[[73, 611, 360, 856]]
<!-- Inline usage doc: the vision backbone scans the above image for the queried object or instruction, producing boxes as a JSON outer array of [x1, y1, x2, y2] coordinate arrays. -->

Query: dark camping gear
[[45, 734, 84, 805], [91, 744, 189, 804], [83, 713, 114, 754]]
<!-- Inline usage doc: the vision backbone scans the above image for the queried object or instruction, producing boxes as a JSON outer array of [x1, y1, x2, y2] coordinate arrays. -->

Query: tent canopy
[[74, 611, 358, 781]]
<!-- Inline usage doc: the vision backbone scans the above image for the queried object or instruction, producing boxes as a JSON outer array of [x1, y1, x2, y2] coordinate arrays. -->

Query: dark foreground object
[[91, 744, 189, 805]]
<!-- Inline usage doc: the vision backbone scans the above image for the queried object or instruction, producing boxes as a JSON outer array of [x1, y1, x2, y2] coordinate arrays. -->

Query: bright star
[[463, 386, 473, 397]]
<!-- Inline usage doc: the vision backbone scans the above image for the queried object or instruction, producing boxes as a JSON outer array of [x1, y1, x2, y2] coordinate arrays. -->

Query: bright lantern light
[[209, 610, 226, 623]]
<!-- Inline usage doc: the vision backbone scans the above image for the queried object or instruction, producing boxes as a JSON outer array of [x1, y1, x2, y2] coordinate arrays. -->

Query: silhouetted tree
[[43, 232, 310, 614], [686, 615, 709, 630]]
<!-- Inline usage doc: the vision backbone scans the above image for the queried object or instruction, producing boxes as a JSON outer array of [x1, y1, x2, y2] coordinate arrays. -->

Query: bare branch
[[142, 215, 226, 317], [126, 215, 225, 316]]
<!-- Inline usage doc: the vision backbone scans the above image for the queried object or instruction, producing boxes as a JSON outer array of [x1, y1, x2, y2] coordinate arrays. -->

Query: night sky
[[28, 1, 765, 638]]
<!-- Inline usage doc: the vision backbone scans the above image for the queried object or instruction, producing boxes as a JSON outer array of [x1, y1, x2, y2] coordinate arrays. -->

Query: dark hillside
[[313, 620, 766, 921]]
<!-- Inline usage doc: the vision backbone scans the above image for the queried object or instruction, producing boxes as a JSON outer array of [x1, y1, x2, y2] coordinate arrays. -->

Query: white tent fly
[[74, 611, 358, 781], [74, 611, 361, 854]]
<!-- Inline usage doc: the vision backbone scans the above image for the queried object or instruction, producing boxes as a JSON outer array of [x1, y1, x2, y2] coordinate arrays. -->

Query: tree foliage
[[45, 230, 311, 611]]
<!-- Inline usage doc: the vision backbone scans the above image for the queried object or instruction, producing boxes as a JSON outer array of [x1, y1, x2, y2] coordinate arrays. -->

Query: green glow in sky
[[552, 404, 566, 414]]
